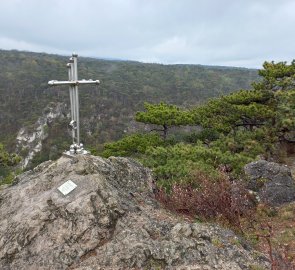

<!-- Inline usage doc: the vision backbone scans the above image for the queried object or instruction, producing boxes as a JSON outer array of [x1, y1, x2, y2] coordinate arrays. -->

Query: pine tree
[[253, 61, 295, 141], [135, 102, 192, 139], [192, 89, 274, 133]]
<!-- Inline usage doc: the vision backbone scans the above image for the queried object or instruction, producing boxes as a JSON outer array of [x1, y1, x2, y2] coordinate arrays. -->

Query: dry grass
[[242, 202, 295, 269]]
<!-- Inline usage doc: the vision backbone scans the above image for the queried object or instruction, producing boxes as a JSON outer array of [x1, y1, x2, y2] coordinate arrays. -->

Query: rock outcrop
[[245, 160, 295, 206], [0, 155, 268, 270], [15, 102, 67, 168]]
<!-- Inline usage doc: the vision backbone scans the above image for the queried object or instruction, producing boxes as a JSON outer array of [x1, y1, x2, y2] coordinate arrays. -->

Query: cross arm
[[48, 79, 100, 86]]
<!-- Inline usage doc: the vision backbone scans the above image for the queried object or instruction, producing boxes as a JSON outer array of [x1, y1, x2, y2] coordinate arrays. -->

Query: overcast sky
[[0, 0, 294, 68]]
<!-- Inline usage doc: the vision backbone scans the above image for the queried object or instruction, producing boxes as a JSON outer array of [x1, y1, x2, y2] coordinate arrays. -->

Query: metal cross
[[48, 53, 100, 155]]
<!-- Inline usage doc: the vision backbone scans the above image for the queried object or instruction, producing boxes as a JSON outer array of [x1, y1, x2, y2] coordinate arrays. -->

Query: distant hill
[[0, 49, 259, 164]]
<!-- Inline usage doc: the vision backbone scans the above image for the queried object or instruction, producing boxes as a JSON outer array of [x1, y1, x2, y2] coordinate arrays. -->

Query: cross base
[[64, 143, 90, 156]]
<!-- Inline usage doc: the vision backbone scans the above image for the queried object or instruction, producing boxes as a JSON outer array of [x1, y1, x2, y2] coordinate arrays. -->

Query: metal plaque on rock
[[58, 180, 77, 195]]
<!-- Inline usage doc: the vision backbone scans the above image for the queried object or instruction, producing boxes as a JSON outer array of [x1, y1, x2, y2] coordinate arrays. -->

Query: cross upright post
[[48, 53, 100, 155]]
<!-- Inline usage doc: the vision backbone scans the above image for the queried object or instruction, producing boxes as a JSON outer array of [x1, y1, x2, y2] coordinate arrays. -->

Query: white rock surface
[[15, 102, 66, 168]]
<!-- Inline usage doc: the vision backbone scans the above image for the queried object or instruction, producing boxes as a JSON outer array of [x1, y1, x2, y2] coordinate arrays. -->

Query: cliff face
[[15, 103, 67, 168], [0, 155, 268, 270]]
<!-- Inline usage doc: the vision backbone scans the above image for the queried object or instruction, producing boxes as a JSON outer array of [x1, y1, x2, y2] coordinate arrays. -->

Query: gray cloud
[[0, 0, 294, 67]]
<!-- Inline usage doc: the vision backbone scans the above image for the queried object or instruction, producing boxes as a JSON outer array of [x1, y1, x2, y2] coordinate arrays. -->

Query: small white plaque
[[58, 180, 77, 195]]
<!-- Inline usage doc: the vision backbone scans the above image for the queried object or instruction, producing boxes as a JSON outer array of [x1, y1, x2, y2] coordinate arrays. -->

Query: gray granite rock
[[0, 155, 268, 269], [245, 160, 295, 206]]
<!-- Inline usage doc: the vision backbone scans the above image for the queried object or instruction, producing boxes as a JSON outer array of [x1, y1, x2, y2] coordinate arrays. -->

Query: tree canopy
[[135, 102, 192, 139], [0, 144, 21, 185], [0, 144, 20, 167], [103, 60, 295, 188], [191, 89, 275, 133], [253, 60, 295, 92]]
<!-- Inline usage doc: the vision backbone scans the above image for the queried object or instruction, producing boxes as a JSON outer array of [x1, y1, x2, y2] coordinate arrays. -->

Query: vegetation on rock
[[0, 144, 21, 185]]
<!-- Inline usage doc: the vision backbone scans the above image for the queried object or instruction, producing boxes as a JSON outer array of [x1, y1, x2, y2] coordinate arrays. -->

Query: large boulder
[[0, 155, 268, 269], [245, 160, 295, 206]]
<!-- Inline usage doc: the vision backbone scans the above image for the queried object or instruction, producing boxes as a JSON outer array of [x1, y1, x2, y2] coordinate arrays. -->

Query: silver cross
[[48, 53, 100, 155]]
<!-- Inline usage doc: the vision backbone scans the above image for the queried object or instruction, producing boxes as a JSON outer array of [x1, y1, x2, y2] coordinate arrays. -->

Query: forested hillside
[[0, 50, 258, 141], [0, 49, 258, 165]]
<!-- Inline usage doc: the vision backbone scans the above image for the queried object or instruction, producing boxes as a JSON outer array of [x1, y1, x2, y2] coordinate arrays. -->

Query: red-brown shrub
[[155, 171, 253, 229]]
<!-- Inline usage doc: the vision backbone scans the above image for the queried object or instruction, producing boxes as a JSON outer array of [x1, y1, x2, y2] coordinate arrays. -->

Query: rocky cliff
[[0, 155, 269, 270], [15, 103, 67, 168]]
